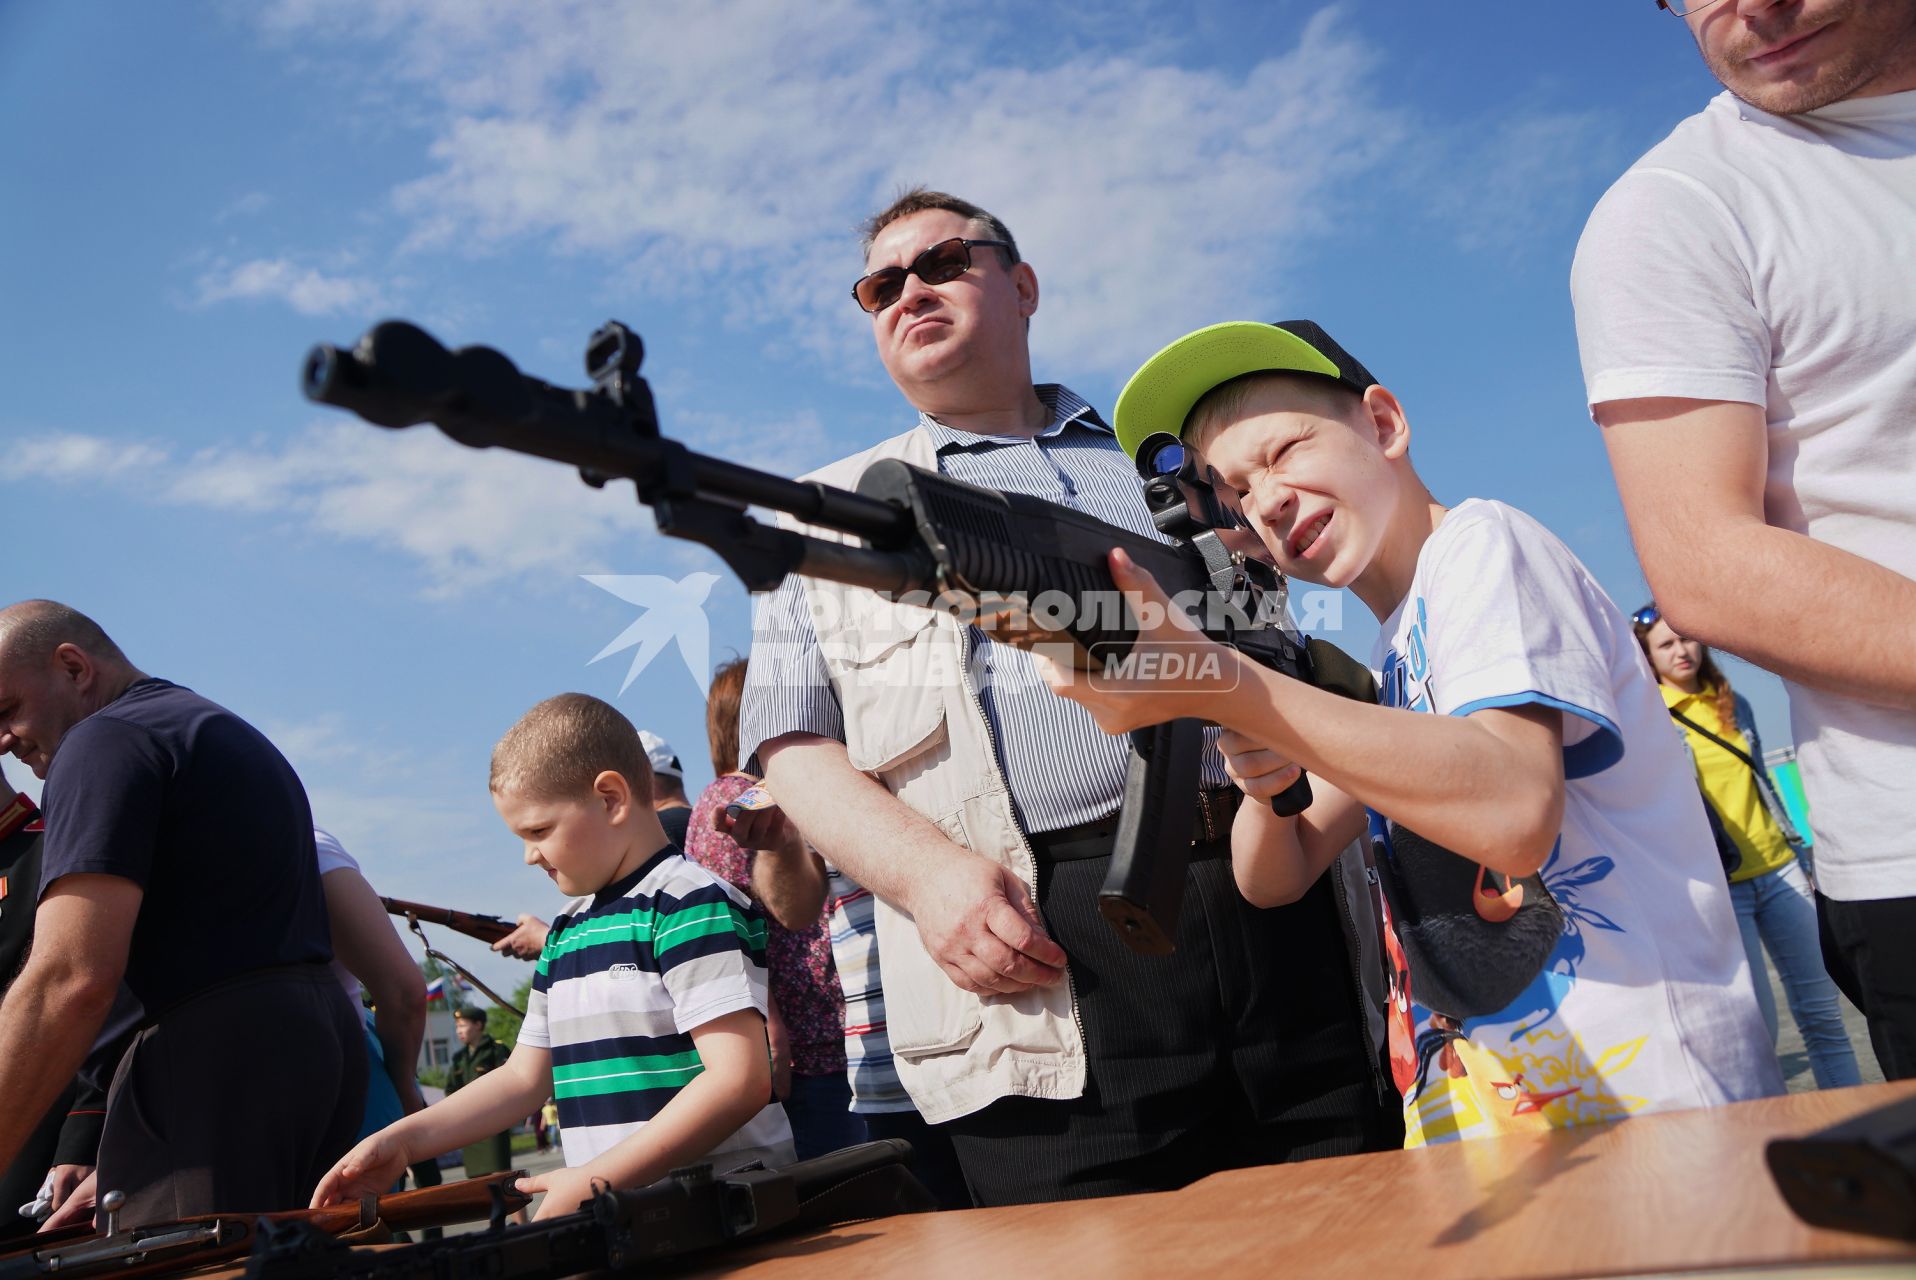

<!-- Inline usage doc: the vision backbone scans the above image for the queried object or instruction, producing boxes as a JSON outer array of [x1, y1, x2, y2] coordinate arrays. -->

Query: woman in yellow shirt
[[1634, 606, 1861, 1088]]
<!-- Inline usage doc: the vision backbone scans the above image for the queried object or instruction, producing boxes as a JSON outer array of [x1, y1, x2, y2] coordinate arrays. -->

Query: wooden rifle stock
[[377, 897, 515, 945], [0, 1171, 530, 1280]]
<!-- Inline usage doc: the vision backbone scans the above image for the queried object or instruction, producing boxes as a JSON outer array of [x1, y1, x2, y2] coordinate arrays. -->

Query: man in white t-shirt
[[1570, 0, 1916, 1079]]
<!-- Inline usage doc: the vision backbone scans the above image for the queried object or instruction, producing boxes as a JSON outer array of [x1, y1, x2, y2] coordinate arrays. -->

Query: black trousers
[[859, 1107, 973, 1210], [0, 1084, 75, 1241], [98, 965, 367, 1227], [1818, 890, 1916, 1080], [944, 848, 1398, 1206]]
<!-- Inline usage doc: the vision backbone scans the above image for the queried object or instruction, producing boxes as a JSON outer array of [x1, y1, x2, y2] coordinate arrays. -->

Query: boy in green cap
[[1039, 320, 1781, 1145]]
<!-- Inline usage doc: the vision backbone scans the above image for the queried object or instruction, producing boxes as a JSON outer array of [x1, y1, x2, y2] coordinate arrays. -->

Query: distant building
[[419, 1006, 458, 1073]]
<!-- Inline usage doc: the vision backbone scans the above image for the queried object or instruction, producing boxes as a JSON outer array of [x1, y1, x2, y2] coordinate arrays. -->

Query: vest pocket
[[874, 891, 985, 1058], [827, 602, 951, 775]]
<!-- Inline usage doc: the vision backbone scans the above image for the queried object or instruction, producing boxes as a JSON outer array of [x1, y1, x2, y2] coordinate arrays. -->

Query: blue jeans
[[1731, 859, 1862, 1088]]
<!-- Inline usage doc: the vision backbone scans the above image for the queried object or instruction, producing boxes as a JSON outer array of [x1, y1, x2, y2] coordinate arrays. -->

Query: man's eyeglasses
[[851, 238, 1013, 314], [1632, 604, 1661, 628], [1655, 0, 1728, 16]]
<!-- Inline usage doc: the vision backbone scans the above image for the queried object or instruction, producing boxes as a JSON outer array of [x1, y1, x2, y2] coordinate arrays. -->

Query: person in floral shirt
[[686, 660, 858, 1160]]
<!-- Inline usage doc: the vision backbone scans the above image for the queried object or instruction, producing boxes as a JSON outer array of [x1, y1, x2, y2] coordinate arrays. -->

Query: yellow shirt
[[1661, 685, 1794, 882]]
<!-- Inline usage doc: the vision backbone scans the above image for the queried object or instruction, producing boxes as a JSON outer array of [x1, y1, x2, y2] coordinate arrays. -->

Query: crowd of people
[[0, 0, 1909, 1239]]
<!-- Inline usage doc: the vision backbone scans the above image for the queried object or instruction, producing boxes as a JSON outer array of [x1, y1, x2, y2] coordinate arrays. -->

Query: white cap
[[637, 729, 683, 780]]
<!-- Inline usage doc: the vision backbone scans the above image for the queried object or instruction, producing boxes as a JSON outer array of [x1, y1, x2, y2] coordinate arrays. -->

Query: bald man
[[0, 600, 365, 1226]]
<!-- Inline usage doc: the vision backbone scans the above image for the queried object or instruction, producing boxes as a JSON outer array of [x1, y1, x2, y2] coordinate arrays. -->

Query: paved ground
[[1768, 950, 1884, 1091]]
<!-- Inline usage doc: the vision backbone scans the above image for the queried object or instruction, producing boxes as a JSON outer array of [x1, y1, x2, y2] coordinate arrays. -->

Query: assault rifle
[[240, 1140, 931, 1280], [303, 320, 1375, 954], [0, 1172, 529, 1280]]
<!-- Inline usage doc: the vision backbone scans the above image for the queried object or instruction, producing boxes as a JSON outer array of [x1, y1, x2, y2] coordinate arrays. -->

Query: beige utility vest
[[775, 426, 1087, 1123]]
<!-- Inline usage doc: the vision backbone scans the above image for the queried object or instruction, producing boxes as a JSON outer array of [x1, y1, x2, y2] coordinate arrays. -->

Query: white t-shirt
[[314, 827, 363, 1005], [1571, 88, 1916, 900], [1371, 500, 1778, 1146]]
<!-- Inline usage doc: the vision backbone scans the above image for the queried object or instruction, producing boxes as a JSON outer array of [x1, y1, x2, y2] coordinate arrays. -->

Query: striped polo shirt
[[517, 845, 794, 1170]]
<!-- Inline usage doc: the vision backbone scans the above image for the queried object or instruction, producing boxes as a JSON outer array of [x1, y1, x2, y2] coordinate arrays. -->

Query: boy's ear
[[1363, 385, 1412, 461], [593, 769, 634, 820]]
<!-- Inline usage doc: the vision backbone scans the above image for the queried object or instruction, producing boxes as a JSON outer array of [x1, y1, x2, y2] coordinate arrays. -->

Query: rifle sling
[[403, 913, 525, 1017]]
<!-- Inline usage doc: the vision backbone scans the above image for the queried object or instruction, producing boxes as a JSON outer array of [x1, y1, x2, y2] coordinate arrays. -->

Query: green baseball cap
[[1112, 320, 1379, 462]]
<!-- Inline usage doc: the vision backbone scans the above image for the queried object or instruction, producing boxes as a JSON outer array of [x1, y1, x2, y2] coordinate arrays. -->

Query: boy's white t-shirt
[[1571, 89, 1916, 900], [1371, 499, 1779, 1146]]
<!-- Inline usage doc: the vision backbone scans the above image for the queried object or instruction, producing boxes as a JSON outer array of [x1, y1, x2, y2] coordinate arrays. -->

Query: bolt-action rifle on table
[[303, 320, 1377, 955], [0, 1172, 530, 1280], [239, 1140, 931, 1280]]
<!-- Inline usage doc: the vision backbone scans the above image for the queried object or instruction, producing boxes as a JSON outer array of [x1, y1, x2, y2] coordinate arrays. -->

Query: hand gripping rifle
[[302, 320, 1375, 955], [0, 1172, 530, 1280]]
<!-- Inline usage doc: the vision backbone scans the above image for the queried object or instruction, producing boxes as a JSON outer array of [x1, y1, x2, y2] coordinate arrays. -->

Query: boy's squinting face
[[493, 781, 627, 898], [1194, 380, 1398, 591]]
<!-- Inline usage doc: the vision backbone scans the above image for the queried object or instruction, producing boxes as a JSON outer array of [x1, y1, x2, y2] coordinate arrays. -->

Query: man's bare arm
[[0, 875, 141, 1172], [748, 846, 830, 933], [323, 867, 429, 1112], [1600, 397, 1916, 709], [758, 732, 1066, 995]]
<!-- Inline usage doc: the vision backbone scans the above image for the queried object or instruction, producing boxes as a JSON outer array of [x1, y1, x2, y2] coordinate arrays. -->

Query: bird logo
[[582, 572, 722, 696]]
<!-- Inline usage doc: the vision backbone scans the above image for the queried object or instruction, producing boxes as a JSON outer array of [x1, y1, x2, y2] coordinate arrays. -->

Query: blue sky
[[1, 1, 1773, 994]]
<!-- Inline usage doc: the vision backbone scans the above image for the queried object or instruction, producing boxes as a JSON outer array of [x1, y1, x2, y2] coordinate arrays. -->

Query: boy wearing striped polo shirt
[[311, 694, 792, 1219]]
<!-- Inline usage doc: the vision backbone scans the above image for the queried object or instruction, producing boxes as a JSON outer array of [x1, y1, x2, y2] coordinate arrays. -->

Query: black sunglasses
[[1632, 604, 1660, 628], [851, 237, 1012, 314]]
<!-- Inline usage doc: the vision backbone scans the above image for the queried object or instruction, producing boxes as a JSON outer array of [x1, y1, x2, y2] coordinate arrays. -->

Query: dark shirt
[[0, 793, 43, 988], [38, 678, 332, 1012], [656, 805, 692, 850]]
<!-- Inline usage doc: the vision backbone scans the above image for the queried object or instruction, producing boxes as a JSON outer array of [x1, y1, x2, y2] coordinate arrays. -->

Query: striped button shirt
[[740, 385, 1226, 834], [824, 866, 913, 1114], [517, 847, 795, 1170]]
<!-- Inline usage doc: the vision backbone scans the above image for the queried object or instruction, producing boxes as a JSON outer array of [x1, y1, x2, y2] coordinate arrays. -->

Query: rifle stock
[[377, 897, 515, 946]]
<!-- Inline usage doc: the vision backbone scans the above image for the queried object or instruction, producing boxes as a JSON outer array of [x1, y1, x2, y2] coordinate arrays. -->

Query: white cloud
[[196, 257, 388, 316], [248, 1, 1408, 379], [13, 411, 824, 596]]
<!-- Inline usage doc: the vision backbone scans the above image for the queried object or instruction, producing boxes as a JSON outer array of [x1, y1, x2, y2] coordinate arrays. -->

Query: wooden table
[[686, 1082, 1916, 1279]]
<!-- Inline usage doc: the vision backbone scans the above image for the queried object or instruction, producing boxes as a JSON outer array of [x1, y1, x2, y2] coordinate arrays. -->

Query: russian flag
[[425, 976, 448, 1002]]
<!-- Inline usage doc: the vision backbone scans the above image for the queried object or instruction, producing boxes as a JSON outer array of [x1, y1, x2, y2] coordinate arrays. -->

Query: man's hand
[[1032, 548, 1234, 734], [911, 853, 1067, 995], [712, 796, 804, 859], [518, 1167, 608, 1222], [39, 1166, 96, 1232], [1217, 729, 1303, 800], [310, 1129, 413, 1208], [491, 914, 550, 961]]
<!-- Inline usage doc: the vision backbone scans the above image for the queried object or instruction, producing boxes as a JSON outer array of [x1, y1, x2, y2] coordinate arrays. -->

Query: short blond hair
[[1187, 372, 1364, 456], [490, 693, 655, 801]]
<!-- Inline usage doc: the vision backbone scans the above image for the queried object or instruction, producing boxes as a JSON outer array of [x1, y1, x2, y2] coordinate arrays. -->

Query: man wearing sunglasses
[[1572, 0, 1916, 1080], [738, 189, 1393, 1205]]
